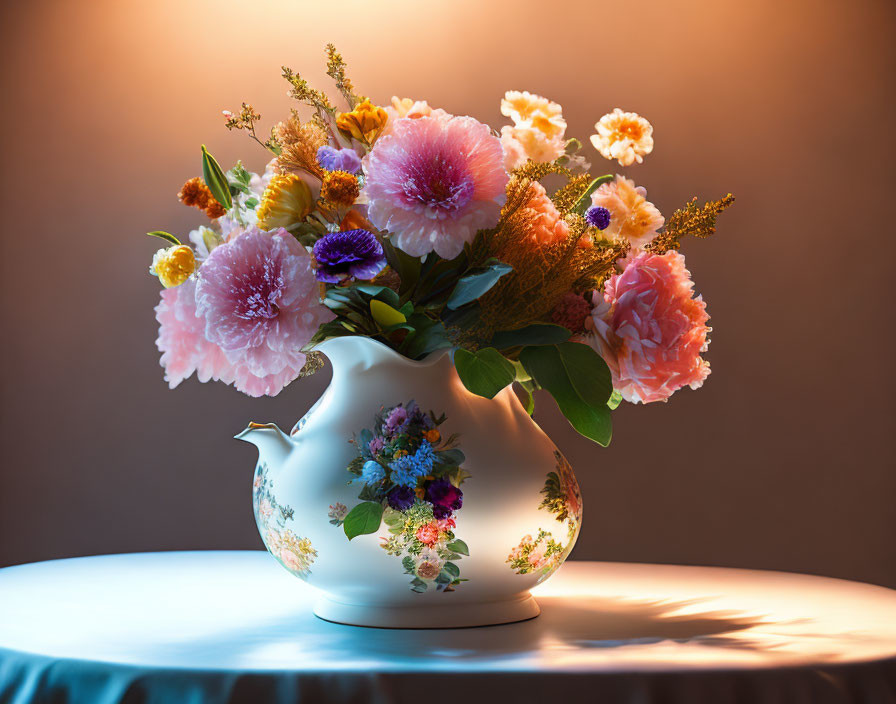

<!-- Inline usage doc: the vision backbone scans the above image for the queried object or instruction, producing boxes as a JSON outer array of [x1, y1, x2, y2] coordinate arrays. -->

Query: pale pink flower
[[590, 175, 664, 248], [258, 498, 274, 520], [587, 250, 711, 404], [279, 548, 303, 571], [528, 541, 549, 568], [265, 528, 282, 553], [521, 182, 569, 246], [500, 125, 566, 171], [382, 97, 450, 135], [436, 517, 456, 532], [195, 228, 334, 397], [155, 278, 235, 389], [364, 113, 508, 259]]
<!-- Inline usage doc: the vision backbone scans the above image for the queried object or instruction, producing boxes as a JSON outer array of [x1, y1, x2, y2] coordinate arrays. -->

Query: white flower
[[590, 109, 654, 166], [499, 91, 568, 171]]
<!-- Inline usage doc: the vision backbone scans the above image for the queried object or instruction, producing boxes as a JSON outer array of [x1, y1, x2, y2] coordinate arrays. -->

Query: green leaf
[[343, 501, 384, 540], [445, 539, 469, 556], [453, 347, 515, 399], [570, 174, 614, 215], [228, 161, 252, 188], [403, 319, 452, 359], [517, 380, 536, 416], [490, 323, 571, 349], [433, 448, 466, 469], [520, 342, 613, 446], [447, 466, 473, 488], [244, 197, 259, 209], [607, 389, 623, 410], [445, 260, 512, 310], [146, 231, 181, 246], [442, 562, 460, 579], [557, 341, 613, 408], [201, 144, 232, 210], [382, 237, 423, 299]]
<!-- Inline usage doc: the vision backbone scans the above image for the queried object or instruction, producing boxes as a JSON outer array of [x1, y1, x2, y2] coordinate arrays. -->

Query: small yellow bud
[[150, 245, 196, 288]]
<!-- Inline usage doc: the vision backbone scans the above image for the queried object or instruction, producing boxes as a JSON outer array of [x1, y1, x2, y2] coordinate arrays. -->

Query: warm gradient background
[[1, 0, 894, 587]]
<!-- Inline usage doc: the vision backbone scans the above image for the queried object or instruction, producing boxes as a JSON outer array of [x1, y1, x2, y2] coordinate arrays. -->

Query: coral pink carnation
[[587, 250, 710, 404], [415, 522, 441, 547], [155, 278, 235, 388], [363, 113, 508, 259], [195, 228, 333, 397], [522, 182, 569, 246]]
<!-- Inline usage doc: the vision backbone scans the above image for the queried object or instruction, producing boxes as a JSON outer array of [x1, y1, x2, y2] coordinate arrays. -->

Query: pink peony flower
[[587, 250, 710, 404], [155, 278, 236, 389], [195, 228, 334, 397], [364, 113, 508, 259]]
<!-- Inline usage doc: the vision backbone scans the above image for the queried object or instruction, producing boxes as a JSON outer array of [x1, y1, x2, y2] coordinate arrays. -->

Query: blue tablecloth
[[1, 552, 894, 703]]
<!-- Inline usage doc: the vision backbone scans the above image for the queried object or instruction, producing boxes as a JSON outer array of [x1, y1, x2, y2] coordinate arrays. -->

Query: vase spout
[[235, 422, 294, 468]]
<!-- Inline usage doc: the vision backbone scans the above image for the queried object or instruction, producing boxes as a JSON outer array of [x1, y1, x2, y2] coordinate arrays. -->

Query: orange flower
[[177, 177, 226, 219], [336, 99, 388, 144], [340, 209, 370, 231], [423, 429, 441, 443], [321, 170, 360, 207]]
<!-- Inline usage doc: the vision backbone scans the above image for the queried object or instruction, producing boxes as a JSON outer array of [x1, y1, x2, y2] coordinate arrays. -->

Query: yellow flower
[[321, 170, 360, 207], [257, 173, 313, 231], [590, 108, 654, 166], [150, 245, 195, 288], [336, 99, 388, 144]]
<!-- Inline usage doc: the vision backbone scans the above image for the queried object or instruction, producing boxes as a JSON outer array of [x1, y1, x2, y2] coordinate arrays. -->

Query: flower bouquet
[[147, 44, 733, 447]]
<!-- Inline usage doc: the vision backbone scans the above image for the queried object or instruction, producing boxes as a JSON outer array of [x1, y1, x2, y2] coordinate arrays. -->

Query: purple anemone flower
[[585, 205, 611, 231], [425, 478, 463, 519], [387, 485, 416, 511], [311, 229, 386, 283], [317, 145, 362, 174]]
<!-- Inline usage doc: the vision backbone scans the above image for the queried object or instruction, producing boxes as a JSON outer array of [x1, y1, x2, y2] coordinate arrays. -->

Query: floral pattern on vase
[[253, 462, 318, 578], [507, 451, 582, 579], [333, 400, 472, 593]]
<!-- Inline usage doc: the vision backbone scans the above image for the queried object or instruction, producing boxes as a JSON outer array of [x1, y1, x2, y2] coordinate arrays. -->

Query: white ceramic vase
[[237, 336, 582, 628]]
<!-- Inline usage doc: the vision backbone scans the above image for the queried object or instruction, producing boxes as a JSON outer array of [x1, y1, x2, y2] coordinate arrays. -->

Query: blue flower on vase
[[359, 460, 386, 485]]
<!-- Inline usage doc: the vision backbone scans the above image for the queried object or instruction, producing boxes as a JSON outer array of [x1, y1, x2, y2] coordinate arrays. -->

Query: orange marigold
[[177, 177, 226, 219], [321, 170, 360, 207]]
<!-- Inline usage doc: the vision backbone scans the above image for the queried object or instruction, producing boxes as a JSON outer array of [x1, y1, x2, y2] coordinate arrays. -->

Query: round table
[[0, 552, 894, 703]]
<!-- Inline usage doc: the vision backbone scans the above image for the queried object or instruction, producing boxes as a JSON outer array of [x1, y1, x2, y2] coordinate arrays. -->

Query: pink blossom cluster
[[155, 228, 332, 397]]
